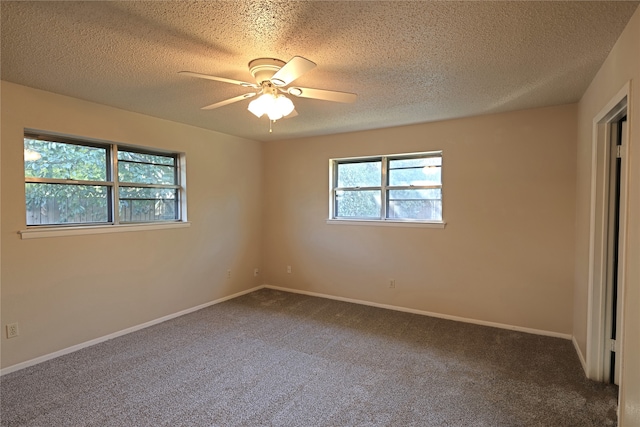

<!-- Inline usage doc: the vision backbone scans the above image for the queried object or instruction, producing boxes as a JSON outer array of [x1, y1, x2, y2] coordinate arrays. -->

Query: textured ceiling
[[1, 1, 638, 142]]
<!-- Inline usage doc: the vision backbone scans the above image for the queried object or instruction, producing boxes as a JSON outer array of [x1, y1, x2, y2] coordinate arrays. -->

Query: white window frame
[[20, 131, 189, 239], [328, 151, 445, 228]]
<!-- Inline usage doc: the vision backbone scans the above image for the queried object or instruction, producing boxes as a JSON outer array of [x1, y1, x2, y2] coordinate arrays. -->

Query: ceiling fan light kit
[[248, 92, 295, 120], [180, 56, 357, 131]]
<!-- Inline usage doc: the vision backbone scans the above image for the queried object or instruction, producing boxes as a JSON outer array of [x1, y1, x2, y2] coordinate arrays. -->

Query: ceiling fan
[[179, 56, 357, 122]]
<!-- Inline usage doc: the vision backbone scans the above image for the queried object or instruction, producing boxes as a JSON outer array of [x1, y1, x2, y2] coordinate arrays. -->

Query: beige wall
[[0, 82, 263, 369], [5, 7, 639, 415], [574, 6, 640, 425], [262, 104, 577, 335]]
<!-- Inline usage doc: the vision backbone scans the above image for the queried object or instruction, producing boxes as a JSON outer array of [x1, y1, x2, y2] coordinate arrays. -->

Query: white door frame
[[586, 81, 630, 382]]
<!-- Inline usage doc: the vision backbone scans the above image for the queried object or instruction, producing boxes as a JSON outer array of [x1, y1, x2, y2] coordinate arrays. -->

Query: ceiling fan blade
[[284, 109, 298, 119], [271, 56, 316, 86], [287, 87, 357, 103], [179, 71, 258, 88], [201, 93, 256, 110]]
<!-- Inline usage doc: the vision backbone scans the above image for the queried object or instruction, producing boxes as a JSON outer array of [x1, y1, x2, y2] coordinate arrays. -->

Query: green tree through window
[[24, 134, 182, 226], [331, 152, 442, 221]]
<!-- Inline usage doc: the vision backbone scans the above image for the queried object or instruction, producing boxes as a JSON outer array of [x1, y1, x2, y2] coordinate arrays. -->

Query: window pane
[[389, 156, 441, 169], [389, 157, 441, 186], [337, 161, 381, 188], [388, 189, 442, 220], [25, 183, 109, 225], [118, 151, 175, 166], [118, 161, 176, 185], [24, 139, 107, 181], [119, 187, 178, 222], [335, 190, 381, 218]]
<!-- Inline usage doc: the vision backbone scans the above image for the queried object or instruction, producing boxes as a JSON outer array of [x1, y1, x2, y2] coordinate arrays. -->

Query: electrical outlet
[[227, 270, 231, 279], [254, 268, 259, 277], [389, 279, 396, 289], [6, 323, 19, 339], [287, 265, 292, 274]]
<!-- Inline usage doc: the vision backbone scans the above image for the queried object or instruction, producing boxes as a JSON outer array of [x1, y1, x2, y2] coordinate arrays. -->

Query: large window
[[24, 133, 183, 226], [330, 151, 442, 222]]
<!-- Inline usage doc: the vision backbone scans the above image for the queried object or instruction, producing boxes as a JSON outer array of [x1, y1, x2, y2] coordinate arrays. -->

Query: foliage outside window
[[24, 133, 182, 226], [330, 152, 442, 222]]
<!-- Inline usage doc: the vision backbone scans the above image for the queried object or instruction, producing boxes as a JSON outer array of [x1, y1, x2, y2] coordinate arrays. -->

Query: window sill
[[326, 219, 446, 229], [19, 221, 191, 240]]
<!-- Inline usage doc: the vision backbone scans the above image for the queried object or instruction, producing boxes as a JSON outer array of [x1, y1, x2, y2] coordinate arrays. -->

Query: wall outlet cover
[[6, 323, 19, 339]]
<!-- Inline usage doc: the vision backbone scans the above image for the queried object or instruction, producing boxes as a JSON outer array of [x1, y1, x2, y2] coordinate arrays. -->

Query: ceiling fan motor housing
[[249, 58, 286, 84]]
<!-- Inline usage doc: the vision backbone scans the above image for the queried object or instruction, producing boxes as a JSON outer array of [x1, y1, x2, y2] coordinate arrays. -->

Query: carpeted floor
[[1, 288, 618, 426]]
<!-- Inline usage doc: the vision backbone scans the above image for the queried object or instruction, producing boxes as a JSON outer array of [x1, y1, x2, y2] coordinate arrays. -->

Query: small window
[[117, 149, 179, 223], [330, 151, 442, 222], [24, 133, 184, 226]]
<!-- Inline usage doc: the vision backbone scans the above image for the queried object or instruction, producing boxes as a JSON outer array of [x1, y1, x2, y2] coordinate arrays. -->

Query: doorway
[[604, 115, 627, 385], [586, 82, 629, 387]]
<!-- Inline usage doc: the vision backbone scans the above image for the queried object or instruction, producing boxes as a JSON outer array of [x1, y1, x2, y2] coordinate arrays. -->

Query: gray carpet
[[1, 288, 618, 426]]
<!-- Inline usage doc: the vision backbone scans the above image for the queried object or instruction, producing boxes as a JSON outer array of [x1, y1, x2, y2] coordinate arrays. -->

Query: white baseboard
[[0, 286, 264, 376], [3, 284, 576, 376], [572, 336, 588, 375], [265, 285, 573, 340]]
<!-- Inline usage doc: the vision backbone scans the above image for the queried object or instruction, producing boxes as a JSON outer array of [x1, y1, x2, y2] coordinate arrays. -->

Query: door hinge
[[610, 339, 617, 352], [616, 145, 623, 158]]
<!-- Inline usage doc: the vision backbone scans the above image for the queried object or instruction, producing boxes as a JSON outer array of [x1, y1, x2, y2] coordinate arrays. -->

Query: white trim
[[265, 285, 571, 340], [2, 283, 576, 376], [326, 219, 446, 229], [573, 336, 588, 374], [586, 81, 630, 381], [19, 221, 191, 239], [0, 285, 263, 376], [585, 117, 609, 381]]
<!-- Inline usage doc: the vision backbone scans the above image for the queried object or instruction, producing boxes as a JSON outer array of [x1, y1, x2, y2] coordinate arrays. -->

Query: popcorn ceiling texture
[[1, 1, 638, 141]]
